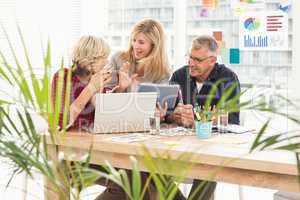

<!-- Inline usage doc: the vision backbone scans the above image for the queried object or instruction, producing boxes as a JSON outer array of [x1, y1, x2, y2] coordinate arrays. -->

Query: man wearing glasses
[[169, 35, 240, 127], [169, 35, 240, 200]]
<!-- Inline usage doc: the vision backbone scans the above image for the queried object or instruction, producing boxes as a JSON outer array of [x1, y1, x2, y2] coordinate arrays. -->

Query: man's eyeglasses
[[188, 55, 214, 64]]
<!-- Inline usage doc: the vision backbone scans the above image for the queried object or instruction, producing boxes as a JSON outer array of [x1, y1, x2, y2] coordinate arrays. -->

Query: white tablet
[[137, 83, 180, 110]]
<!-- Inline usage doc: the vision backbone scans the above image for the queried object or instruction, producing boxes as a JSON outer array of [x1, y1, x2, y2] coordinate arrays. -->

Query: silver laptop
[[93, 92, 157, 133]]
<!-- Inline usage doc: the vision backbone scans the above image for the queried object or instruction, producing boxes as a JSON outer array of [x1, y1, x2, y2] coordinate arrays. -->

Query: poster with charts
[[239, 11, 288, 50]]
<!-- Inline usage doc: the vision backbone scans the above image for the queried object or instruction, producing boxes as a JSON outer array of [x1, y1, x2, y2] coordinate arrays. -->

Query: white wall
[[81, 0, 108, 36], [291, 0, 300, 100], [0, 0, 82, 70]]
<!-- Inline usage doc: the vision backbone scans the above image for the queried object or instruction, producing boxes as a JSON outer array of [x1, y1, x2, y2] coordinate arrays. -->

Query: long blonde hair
[[121, 19, 170, 82], [72, 36, 110, 76]]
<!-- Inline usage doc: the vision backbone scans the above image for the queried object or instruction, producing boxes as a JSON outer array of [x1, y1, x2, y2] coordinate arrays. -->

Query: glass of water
[[149, 112, 160, 135], [218, 110, 228, 133]]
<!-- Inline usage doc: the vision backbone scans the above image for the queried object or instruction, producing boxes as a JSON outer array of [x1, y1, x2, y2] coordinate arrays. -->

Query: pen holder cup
[[195, 121, 213, 139]]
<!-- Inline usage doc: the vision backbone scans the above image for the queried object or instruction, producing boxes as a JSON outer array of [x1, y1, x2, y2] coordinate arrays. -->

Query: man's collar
[[206, 63, 218, 81]]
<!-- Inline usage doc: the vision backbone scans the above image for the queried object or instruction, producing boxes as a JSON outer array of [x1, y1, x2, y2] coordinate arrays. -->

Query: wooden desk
[[45, 131, 299, 199]]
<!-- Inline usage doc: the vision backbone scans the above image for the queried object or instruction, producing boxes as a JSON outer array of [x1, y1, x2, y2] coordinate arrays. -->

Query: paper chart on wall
[[231, 0, 265, 16], [239, 11, 288, 50]]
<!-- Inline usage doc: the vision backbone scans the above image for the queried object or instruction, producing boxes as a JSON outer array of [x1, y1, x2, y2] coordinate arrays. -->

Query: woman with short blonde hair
[[51, 35, 112, 130], [72, 36, 110, 76]]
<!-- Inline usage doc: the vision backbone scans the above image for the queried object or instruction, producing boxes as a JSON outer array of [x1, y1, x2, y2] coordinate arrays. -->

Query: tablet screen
[[137, 83, 179, 110]]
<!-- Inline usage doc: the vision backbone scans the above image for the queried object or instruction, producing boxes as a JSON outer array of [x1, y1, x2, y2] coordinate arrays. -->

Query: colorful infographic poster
[[231, 0, 265, 11], [231, 0, 265, 17], [202, 0, 218, 10], [239, 11, 288, 50]]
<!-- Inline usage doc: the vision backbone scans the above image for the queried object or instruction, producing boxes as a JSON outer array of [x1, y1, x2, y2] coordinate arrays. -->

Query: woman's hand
[[117, 61, 132, 92], [88, 69, 112, 94], [130, 74, 143, 92]]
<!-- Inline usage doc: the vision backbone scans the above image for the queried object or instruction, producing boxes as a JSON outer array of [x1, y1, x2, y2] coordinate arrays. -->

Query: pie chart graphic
[[244, 17, 260, 31]]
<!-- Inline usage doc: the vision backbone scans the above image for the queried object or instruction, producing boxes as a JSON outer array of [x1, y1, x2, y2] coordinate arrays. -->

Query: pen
[[193, 108, 201, 121]]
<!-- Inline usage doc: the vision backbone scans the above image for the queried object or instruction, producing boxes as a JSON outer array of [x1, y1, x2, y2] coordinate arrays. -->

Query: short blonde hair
[[72, 36, 110, 76], [121, 19, 170, 82]]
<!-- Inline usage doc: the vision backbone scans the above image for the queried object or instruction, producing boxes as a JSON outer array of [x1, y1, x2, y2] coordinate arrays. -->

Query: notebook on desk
[[212, 124, 255, 134], [225, 124, 255, 134], [93, 92, 157, 134]]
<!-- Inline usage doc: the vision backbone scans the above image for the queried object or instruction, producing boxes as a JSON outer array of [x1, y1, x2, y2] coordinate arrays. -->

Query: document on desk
[[108, 133, 155, 143], [159, 127, 195, 136], [225, 124, 256, 134]]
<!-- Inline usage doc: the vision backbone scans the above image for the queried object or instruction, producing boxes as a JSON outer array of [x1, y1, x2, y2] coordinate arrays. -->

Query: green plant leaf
[[249, 119, 271, 153], [16, 24, 43, 110], [296, 153, 300, 183], [0, 107, 22, 137], [0, 64, 13, 85], [216, 82, 239, 109], [1, 23, 35, 108], [131, 157, 141, 200], [53, 65, 65, 130], [62, 67, 71, 131], [204, 80, 222, 111]]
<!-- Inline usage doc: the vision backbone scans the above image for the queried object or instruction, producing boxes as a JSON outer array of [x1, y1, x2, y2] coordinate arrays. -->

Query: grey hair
[[191, 35, 218, 54]]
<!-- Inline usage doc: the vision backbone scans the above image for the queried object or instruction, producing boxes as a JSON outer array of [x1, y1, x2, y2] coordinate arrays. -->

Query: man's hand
[[171, 103, 194, 127], [156, 102, 168, 122]]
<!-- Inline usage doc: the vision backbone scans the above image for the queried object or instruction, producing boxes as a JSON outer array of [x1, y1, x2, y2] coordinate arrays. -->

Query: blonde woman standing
[[51, 36, 112, 130]]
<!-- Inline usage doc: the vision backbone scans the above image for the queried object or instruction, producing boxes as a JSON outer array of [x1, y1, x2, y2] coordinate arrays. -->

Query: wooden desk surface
[[46, 130, 300, 193]]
